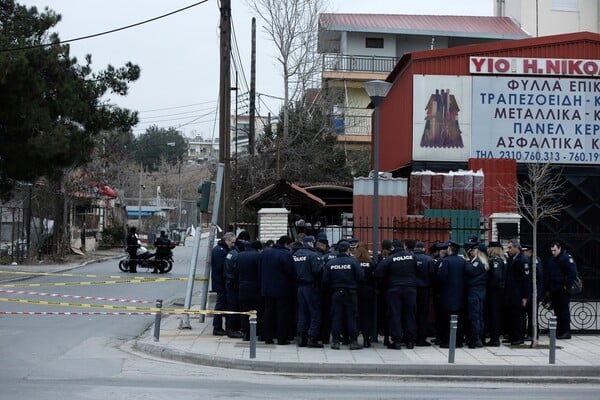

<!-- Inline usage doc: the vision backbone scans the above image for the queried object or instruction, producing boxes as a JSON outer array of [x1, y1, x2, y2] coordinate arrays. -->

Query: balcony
[[322, 54, 400, 74]]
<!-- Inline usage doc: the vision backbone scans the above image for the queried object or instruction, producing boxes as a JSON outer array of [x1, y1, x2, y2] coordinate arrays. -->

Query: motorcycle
[[118, 245, 174, 273]]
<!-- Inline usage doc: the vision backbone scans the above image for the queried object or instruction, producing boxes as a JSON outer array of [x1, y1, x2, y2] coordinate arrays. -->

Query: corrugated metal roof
[[319, 14, 529, 39]]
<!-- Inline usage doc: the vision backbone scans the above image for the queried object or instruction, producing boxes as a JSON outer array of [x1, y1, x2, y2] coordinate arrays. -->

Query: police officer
[[224, 234, 249, 338], [354, 241, 376, 348], [293, 235, 324, 348], [125, 226, 140, 273], [504, 239, 531, 345], [236, 240, 263, 341], [260, 235, 296, 345], [485, 241, 507, 347], [413, 241, 434, 346], [466, 243, 488, 348], [315, 233, 336, 344], [375, 240, 419, 349], [522, 243, 543, 341], [435, 240, 467, 348], [547, 240, 577, 339], [322, 241, 364, 350], [211, 232, 235, 336], [153, 230, 172, 273]]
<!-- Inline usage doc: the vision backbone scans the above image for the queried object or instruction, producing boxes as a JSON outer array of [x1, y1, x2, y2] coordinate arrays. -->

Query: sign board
[[412, 62, 600, 165]]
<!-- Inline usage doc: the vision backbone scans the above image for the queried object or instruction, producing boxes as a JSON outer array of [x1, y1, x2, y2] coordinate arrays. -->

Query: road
[[0, 238, 598, 399]]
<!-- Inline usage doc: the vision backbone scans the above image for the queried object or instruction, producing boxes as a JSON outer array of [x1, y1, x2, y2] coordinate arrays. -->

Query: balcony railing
[[329, 114, 372, 136], [322, 54, 400, 74]]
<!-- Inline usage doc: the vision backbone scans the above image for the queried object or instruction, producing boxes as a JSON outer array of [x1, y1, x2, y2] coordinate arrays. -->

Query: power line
[[138, 100, 218, 114], [0, 1, 209, 52]]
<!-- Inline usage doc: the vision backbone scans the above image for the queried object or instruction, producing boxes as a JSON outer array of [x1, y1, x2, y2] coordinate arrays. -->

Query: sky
[[18, 0, 495, 141]]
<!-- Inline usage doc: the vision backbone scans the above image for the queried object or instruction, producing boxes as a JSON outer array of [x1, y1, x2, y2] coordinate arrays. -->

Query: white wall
[[503, 0, 599, 36], [343, 32, 397, 57]]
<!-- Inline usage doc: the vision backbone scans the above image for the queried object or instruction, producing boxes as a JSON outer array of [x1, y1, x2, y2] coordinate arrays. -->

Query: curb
[[133, 341, 600, 383]]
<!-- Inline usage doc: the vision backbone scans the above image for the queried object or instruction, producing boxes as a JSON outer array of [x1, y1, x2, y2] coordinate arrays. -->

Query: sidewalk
[[0, 248, 125, 283], [134, 302, 600, 382], [3, 251, 600, 381]]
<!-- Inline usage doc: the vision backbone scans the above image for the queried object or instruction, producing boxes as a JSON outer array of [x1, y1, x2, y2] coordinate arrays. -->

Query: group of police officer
[[211, 231, 579, 350]]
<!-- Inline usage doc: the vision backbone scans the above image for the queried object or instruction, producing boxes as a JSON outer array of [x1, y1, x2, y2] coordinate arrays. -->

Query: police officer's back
[[322, 241, 364, 350], [375, 240, 418, 349]]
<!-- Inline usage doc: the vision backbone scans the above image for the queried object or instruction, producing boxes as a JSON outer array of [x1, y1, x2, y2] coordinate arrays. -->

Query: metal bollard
[[249, 311, 257, 359], [448, 314, 457, 364], [548, 316, 557, 364], [154, 299, 163, 342]]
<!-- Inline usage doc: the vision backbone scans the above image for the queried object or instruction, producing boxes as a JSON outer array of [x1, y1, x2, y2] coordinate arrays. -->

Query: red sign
[[470, 57, 600, 77]]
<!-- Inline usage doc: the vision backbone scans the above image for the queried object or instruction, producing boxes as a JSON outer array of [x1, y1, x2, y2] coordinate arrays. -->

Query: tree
[[512, 162, 566, 347], [0, 2, 139, 195], [0, 1, 140, 256], [244, 0, 327, 138], [235, 101, 351, 222], [132, 126, 188, 172]]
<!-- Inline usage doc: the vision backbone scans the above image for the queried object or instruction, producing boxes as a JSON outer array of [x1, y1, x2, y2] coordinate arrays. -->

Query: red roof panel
[[320, 14, 529, 38]]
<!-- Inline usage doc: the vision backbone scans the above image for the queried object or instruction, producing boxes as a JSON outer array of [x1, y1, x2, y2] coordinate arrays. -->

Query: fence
[[0, 207, 28, 264]]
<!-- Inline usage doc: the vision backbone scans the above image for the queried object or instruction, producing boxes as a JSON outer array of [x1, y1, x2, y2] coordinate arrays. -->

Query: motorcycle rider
[[126, 227, 140, 273], [153, 230, 172, 274]]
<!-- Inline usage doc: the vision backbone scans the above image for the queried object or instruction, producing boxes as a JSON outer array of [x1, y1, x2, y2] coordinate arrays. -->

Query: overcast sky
[[18, 0, 494, 140]]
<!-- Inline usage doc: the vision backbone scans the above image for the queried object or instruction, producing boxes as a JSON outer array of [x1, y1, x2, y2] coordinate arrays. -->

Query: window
[[365, 37, 384, 49], [552, 0, 579, 12]]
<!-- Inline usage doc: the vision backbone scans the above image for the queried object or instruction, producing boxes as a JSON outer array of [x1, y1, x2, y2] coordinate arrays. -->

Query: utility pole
[[218, 0, 232, 233], [249, 17, 256, 156], [137, 161, 143, 230]]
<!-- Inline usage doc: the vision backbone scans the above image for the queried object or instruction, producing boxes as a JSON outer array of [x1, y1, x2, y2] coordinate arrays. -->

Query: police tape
[[0, 277, 208, 288], [0, 270, 208, 282], [0, 296, 257, 316], [0, 311, 156, 316], [0, 289, 154, 304]]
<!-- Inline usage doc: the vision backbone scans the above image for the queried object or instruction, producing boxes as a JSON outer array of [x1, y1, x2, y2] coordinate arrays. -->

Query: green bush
[[100, 224, 126, 247]]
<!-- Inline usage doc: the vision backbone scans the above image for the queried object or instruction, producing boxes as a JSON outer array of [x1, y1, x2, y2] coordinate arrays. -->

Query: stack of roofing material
[[407, 169, 485, 215]]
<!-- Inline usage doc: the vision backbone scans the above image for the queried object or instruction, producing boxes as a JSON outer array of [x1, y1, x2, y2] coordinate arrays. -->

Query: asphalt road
[[0, 239, 598, 399]]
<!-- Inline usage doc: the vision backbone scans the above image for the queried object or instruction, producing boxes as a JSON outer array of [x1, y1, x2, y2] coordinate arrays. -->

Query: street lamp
[[364, 80, 392, 261]]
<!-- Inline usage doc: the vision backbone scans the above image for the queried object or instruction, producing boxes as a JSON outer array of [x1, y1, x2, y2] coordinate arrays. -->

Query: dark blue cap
[[392, 239, 404, 248], [337, 241, 350, 251], [303, 235, 315, 243], [445, 240, 461, 248]]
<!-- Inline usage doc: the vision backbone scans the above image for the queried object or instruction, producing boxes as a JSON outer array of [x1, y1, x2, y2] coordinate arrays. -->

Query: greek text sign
[[470, 57, 600, 77], [471, 76, 600, 164]]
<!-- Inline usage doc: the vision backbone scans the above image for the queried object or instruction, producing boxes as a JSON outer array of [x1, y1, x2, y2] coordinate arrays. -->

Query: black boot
[[296, 334, 307, 347], [362, 334, 371, 348], [307, 336, 324, 348], [331, 341, 340, 350], [349, 338, 363, 350]]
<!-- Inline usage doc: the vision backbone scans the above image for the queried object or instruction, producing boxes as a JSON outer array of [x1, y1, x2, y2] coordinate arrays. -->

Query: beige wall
[[501, 0, 599, 36]]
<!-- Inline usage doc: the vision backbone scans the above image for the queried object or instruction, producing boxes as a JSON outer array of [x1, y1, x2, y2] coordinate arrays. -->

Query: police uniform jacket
[[224, 247, 240, 282], [375, 249, 418, 288], [322, 253, 364, 289], [413, 250, 434, 288], [154, 236, 172, 258], [466, 256, 488, 288], [126, 232, 140, 255], [436, 254, 467, 311], [358, 260, 375, 289], [548, 250, 577, 292], [488, 257, 507, 290], [236, 249, 262, 301], [504, 251, 531, 306], [260, 244, 295, 297], [211, 239, 230, 291], [293, 246, 323, 284]]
